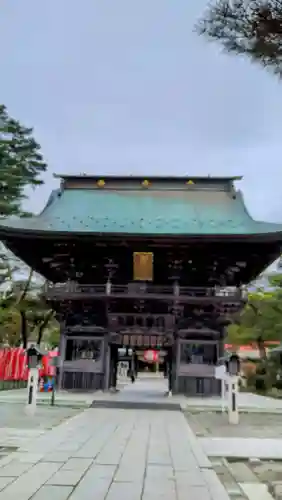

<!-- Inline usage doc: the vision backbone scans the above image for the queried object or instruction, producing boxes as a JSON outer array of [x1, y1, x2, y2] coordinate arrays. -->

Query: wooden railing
[[44, 282, 244, 300]]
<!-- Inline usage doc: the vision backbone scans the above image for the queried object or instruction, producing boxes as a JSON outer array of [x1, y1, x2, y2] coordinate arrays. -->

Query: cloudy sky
[[1, 0, 282, 222]]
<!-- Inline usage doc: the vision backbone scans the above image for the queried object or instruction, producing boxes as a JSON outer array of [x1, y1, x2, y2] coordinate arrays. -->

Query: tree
[[196, 0, 282, 77], [0, 104, 47, 216], [0, 106, 52, 346], [0, 287, 57, 348], [46, 325, 60, 349], [227, 283, 282, 357], [0, 307, 22, 347], [0, 244, 23, 289], [0, 253, 56, 348]]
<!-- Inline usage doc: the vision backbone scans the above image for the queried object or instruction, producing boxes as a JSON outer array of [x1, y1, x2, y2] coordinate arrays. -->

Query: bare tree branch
[[19, 310, 27, 349], [15, 268, 33, 306], [36, 309, 55, 346]]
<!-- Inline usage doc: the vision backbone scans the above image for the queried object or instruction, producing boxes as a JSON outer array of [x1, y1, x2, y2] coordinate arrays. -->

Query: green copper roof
[[0, 176, 282, 237]]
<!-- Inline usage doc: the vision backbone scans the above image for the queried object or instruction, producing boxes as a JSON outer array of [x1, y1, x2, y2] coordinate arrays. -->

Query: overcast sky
[[1, 0, 282, 222]]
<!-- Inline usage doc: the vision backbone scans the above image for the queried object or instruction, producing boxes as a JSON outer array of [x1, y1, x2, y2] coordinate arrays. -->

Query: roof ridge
[[54, 173, 243, 181]]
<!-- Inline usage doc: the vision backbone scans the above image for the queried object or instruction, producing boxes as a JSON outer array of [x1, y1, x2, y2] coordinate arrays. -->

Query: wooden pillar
[[166, 345, 175, 393], [103, 334, 111, 391], [108, 343, 117, 389], [168, 350, 173, 392], [218, 327, 225, 360], [173, 335, 181, 394], [112, 345, 118, 389]]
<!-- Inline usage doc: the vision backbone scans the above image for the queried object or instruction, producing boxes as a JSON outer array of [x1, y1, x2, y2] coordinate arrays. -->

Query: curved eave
[[1, 220, 282, 241], [3, 182, 280, 240]]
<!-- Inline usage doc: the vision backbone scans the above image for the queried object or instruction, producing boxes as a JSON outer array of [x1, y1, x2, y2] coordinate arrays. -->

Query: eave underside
[[2, 232, 281, 285]]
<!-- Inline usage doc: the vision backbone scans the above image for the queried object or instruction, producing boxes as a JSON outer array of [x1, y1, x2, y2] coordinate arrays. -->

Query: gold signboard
[[133, 252, 153, 281]]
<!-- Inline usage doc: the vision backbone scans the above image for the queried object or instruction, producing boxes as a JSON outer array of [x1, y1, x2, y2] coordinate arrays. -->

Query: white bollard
[[227, 375, 239, 425], [221, 377, 226, 413], [25, 367, 39, 416], [215, 364, 227, 413]]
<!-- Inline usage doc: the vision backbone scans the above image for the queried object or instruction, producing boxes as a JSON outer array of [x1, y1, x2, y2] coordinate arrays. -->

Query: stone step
[[90, 399, 182, 411]]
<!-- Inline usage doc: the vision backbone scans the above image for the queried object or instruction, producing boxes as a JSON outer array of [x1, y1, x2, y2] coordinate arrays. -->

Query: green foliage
[[0, 307, 21, 346], [0, 104, 47, 216], [0, 104, 52, 347], [0, 294, 57, 348], [46, 325, 60, 349], [196, 0, 282, 77], [227, 279, 282, 356], [268, 273, 282, 288], [0, 256, 57, 347], [0, 245, 22, 288]]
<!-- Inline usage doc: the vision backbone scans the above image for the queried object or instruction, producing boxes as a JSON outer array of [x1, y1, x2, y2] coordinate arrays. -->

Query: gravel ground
[[186, 410, 282, 438], [0, 405, 83, 464], [186, 411, 282, 498], [0, 403, 82, 430]]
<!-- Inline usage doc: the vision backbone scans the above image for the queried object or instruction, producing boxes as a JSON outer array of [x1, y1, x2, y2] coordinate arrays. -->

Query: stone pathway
[[2, 378, 282, 498], [0, 406, 230, 500], [91, 376, 185, 410]]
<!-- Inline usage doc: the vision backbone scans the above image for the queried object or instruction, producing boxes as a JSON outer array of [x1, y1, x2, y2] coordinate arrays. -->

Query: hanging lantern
[[144, 350, 159, 362]]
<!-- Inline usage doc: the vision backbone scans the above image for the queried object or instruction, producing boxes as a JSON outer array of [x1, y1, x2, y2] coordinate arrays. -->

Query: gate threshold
[[90, 400, 182, 411]]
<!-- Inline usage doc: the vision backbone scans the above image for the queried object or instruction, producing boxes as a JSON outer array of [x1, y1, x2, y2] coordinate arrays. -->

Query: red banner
[[0, 348, 57, 381]]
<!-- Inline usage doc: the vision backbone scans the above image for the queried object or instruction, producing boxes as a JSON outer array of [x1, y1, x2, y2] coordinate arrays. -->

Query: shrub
[[255, 374, 268, 392]]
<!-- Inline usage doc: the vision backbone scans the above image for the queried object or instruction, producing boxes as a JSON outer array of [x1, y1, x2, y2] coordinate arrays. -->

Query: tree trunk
[[20, 310, 27, 348], [36, 310, 54, 346], [16, 269, 33, 306], [257, 335, 267, 360]]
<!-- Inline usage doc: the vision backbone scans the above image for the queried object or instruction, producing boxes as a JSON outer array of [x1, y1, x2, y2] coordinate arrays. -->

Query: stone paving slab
[[200, 437, 282, 460], [239, 482, 274, 500], [0, 460, 33, 477], [0, 406, 231, 499], [31, 485, 74, 500], [0, 462, 62, 499], [0, 477, 15, 490]]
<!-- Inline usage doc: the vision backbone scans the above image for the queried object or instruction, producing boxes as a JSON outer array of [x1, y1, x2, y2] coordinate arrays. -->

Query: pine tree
[[196, 0, 282, 77], [0, 104, 47, 216]]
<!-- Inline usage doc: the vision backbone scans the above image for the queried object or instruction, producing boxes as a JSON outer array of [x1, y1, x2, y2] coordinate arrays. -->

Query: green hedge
[[0, 380, 27, 391]]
